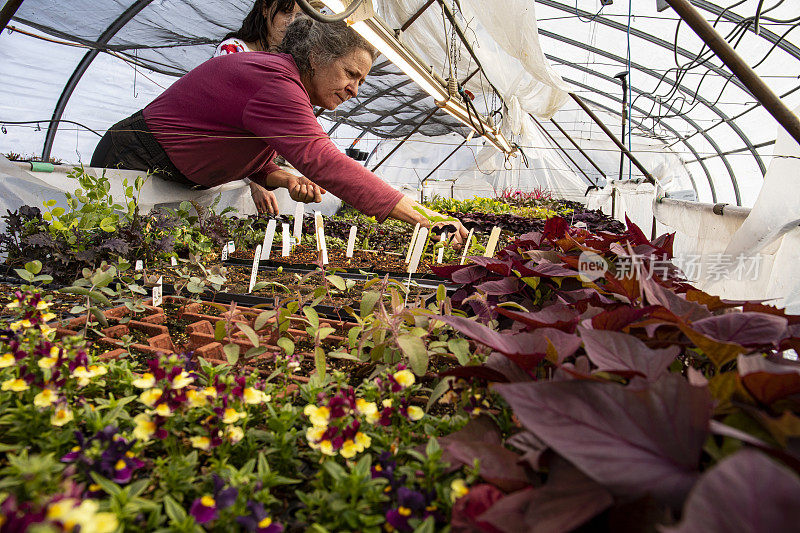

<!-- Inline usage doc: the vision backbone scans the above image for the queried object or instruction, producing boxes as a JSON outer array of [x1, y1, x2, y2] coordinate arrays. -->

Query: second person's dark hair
[[225, 0, 296, 50]]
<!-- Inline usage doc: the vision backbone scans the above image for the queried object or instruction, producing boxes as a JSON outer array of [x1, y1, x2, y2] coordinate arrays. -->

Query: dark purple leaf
[[543, 217, 569, 241], [526, 260, 578, 278], [641, 275, 711, 321], [690, 313, 788, 347], [496, 305, 579, 333], [662, 450, 800, 533], [479, 458, 614, 533], [444, 440, 531, 492], [477, 277, 523, 296], [578, 326, 680, 381], [591, 305, 658, 330], [453, 265, 491, 284], [435, 315, 562, 357], [470, 257, 513, 276], [738, 354, 800, 405], [495, 374, 713, 506], [485, 353, 535, 383], [439, 365, 510, 383]]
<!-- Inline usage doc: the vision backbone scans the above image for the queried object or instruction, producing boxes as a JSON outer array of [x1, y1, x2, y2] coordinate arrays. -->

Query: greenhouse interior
[[1, 0, 799, 531]]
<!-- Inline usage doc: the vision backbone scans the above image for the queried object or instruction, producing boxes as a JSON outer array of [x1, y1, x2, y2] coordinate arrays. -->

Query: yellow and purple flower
[[2, 377, 29, 392], [34, 388, 57, 408], [0, 352, 16, 368], [132, 373, 156, 389], [51, 405, 74, 426]]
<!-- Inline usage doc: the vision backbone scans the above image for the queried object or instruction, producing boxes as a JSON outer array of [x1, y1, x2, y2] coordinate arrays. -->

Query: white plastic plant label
[[408, 227, 429, 274], [484, 227, 502, 258], [170, 256, 177, 267], [316, 215, 329, 265], [437, 232, 448, 263], [135, 260, 143, 271], [249, 244, 262, 293], [293, 203, 304, 244], [227, 240, 235, 253], [282, 223, 291, 256], [152, 276, 163, 307], [405, 223, 421, 264], [313, 211, 323, 251], [221, 244, 229, 261], [261, 219, 277, 260], [460, 228, 475, 265], [346, 225, 357, 258]]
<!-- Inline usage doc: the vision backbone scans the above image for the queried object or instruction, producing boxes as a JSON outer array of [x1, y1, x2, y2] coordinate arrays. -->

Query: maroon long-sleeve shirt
[[143, 52, 403, 220]]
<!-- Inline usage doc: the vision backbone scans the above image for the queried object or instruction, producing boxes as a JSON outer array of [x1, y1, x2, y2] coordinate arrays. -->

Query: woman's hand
[[249, 182, 279, 215], [388, 195, 469, 245], [287, 174, 326, 204]]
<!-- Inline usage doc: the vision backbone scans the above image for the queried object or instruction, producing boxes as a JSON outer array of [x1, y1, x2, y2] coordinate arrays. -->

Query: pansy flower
[[303, 405, 331, 428], [133, 413, 157, 442], [51, 405, 74, 426], [186, 389, 209, 408], [236, 500, 284, 533], [138, 388, 163, 407], [171, 370, 193, 389], [393, 369, 415, 389], [190, 435, 212, 451], [132, 373, 156, 389], [34, 388, 57, 407], [222, 408, 246, 424], [0, 352, 16, 368], [190, 495, 218, 524], [2, 377, 29, 392], [243, 387, 269, 405], [225, 425, 244, 444]]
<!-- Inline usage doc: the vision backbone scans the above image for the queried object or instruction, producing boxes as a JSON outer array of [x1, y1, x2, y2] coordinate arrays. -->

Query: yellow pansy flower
[[138, 388, 163, 407], [171, 371, 193, 389], [225, 425, 244, 443], [51, 406, 74, 426], [190, 435, 211, 451], [393, 369, 415, 388], [34, 388, 57, 407], [132, 373, 156, 389], [133, 413, 156, 441], [243, 387, 269, 404], [0, 353, 15, 368], [222, 408, 246, 424], [407, 406, 424, 421], [1, 378, 28, 392], [186, 389, 208, 408], [303, 405, 330, 428]]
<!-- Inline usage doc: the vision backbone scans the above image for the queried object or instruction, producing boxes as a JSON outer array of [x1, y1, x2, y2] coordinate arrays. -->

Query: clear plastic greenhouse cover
[[1, 0, 799, 306]]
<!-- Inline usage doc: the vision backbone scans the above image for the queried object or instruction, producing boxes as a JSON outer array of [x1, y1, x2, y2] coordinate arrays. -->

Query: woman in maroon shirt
[[91, 18, 467, 242]]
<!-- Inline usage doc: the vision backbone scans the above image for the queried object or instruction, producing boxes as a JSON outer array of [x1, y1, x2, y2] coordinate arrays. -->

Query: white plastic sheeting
[[587, 179, 800, 313]]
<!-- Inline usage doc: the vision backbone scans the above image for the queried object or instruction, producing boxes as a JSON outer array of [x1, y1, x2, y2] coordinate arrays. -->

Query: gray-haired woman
[[91, 18, 468, 243]]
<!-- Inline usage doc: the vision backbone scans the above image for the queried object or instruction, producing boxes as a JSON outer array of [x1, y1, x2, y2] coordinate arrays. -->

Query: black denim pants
[[90, 111, 207, 189]]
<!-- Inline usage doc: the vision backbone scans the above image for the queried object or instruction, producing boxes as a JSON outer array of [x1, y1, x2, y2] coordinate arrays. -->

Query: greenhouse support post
[[664, 0, 800, 148], [420, 137, 469, 189], [570, 93, 656, 185], [0, 0, 24, 31]]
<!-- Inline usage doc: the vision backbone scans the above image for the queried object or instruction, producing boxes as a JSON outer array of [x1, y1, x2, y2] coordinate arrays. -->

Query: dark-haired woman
[[214, 1, 326, 214], [91, 18, 468, 243], [216, 0, 327, 56]]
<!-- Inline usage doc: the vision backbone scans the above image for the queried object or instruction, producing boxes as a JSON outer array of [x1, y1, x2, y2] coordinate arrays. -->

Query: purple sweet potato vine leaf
[[662, 450, 800, 533], [495, 374, 713, 507]]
